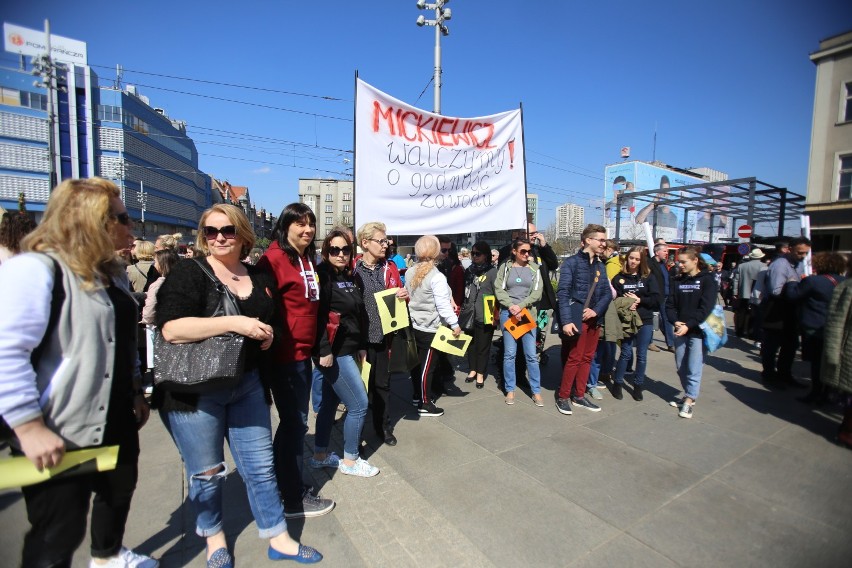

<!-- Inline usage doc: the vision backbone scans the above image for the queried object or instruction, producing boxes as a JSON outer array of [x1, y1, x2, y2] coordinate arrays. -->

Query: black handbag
[[153, 259, 246, 391], [388, 327, 419, 373]]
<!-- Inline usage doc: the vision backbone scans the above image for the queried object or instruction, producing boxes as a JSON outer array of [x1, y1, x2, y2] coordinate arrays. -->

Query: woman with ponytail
[[404, 235, 462, 418]]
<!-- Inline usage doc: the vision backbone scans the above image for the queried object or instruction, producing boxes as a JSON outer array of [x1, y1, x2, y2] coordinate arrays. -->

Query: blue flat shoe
[[207, 547, 234, 568], [268, 544, 322, 564]]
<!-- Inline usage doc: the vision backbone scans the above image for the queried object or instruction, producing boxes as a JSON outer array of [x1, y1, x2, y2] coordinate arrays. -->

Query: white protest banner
[[354, 78, 527, 235]]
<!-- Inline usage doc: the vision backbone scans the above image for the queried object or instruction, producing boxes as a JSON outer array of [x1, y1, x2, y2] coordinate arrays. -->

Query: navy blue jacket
[[556, 250, 612, 334], [785, 273, 845, 331]]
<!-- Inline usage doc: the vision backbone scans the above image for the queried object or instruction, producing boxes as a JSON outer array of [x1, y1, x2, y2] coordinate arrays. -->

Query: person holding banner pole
[[405, 235, 462, 418], [494, 237, 544, 406], [353, 221, 406, 446]]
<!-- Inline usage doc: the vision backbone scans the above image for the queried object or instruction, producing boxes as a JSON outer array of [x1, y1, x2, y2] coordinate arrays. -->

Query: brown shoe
[[648, 344, 661, 352]]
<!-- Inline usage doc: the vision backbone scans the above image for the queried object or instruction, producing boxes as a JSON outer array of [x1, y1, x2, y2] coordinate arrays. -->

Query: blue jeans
[[311, 366, 324, 413], [614, 324, 654, 386], [268, 359, 312, 508], [315, 355, 369, 461], [163, 370, 287, 538], [500, 309, 541, 394], [588, 340, 616, 387], [674, 335, 705, 400]]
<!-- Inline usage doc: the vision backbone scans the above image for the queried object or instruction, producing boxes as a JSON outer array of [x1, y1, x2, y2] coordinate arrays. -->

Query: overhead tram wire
[[526, 149, 602, 177], [87, 63, 350, 102], [114, 83, 352, 121]]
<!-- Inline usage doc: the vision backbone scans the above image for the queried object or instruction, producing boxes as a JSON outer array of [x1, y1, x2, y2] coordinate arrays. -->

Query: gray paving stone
[[500, 428, 704, 529], [628, 478, 852, 567]]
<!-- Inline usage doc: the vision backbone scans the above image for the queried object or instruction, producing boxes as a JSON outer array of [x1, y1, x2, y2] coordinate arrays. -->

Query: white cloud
[[251, 167, 272, 174]]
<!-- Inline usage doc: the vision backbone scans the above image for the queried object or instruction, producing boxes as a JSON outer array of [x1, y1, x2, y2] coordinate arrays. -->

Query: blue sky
[[3, 0, 850, 232]]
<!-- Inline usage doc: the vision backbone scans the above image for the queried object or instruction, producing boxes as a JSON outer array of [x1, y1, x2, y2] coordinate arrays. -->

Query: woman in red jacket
[[257, 203, 335, 519]]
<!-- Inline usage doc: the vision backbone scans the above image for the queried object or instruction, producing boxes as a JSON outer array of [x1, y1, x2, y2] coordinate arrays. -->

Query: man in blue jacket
[[555, 224, 612, 414]]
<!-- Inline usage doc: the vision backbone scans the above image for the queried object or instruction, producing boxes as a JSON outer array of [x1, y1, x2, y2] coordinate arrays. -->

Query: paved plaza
[[2, 319, 852, 567]]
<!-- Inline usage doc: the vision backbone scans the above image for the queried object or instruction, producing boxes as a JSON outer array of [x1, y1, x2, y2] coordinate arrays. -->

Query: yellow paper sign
[[430, 325, 472, 356], [503, 308, 537, 339], [482, 294, 496, 325], [374, 288, 410, 334], [359, 360, 371, 393], [0, 445, 119, 490]]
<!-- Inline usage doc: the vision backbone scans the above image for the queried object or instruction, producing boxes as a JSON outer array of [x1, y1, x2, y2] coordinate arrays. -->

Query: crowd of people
[[2, 176, 852, 567]]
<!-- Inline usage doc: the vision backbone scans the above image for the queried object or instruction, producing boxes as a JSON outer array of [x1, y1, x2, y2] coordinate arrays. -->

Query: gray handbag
[[153, 259, 246, 391]]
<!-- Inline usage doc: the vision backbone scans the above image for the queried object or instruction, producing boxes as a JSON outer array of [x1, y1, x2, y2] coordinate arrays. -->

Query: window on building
[[1, 87, 21, 106], [845, 82, 852, 123], [342, 204, 351, 212], [325, 216, 333, 225], [325, 194, 333, 202], [325, 204, 333, 213], [342, 192, 351, 201], [19, 91, 48, 110], [839, 154, 852, 201]]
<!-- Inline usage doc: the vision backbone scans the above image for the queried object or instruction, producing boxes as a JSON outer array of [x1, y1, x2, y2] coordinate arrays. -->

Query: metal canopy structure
[[613, 177, 806, 242]]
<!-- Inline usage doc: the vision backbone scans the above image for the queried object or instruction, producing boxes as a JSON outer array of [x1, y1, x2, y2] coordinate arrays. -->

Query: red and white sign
[[354, 79, 527, 235], [737, 224, 753, 239]]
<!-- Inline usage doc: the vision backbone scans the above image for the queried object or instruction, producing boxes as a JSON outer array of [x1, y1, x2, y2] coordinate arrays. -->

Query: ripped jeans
[[163, 369, 287, 538]]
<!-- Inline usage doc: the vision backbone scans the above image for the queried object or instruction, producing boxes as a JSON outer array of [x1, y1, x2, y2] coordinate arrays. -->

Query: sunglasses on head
[[328, 245, 352, 256], [203, 225, 238, 240], [112, 212, 132, 226]]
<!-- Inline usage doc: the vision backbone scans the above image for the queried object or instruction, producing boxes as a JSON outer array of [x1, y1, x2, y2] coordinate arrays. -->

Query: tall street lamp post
[[415, 0, 452, 114]]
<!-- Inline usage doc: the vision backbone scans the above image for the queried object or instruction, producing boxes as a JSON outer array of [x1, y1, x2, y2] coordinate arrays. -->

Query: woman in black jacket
[[610, 247, 662, 401], [309, 230, 378, 477], [461, 241, 498, 389], [665, 247, 718, 419]]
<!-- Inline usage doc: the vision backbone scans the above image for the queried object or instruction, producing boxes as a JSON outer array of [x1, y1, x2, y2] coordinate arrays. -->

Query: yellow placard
[[430, 325, 472, 356], [482, 294, 496, 325], [0, 445, 119, 490], [359, 360, 371, 393], [374, 288, 410, 334], [503, 308, 537, 340]]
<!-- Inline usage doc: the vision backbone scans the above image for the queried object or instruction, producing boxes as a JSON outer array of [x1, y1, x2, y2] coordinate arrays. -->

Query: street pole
[[32, 20, 60, 190], [416, 0, 452, 115]]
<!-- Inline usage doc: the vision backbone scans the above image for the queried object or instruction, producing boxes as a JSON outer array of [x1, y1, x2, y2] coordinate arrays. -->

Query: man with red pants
[[555, 224, 612, 414]]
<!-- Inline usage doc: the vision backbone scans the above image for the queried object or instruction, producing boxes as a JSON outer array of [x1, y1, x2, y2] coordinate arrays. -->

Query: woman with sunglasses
[[353, 221, 407, 446], [155, 204, 322, 566], [257, 203, 335, 519], [494, 238, 544, 406], [0, 178, 157, 567], [309, 230, 379, 477], [609, 247, 662, 401], [461, 241, 497, 389]]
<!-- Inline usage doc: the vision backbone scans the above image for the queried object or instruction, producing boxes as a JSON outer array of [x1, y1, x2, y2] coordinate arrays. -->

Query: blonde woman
[[155, 204, 322, 565], [127, 240, 155, 293], [154, 232, 182, 251], [0, 178, 157, 567], [404, 235, 462, 417]]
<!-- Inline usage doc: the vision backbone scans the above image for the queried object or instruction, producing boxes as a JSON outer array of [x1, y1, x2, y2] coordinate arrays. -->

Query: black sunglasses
[[440, 248, 450, 253], [472, 251, 485, 257], [328, 245, 352, 256], [112, 212, 132, 226], [203, 225, 238, 240]]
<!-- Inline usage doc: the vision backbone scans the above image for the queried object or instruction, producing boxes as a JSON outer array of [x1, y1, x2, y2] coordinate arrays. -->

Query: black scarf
[[465, 261, 491, 287]]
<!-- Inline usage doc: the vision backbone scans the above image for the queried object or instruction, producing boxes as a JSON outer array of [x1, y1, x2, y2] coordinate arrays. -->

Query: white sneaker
[[90, 547, 159, 568]]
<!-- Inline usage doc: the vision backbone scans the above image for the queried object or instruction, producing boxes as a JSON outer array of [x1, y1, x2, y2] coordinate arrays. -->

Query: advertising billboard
[[3, 22, 87, 65], [604, 161, 730, 243]]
